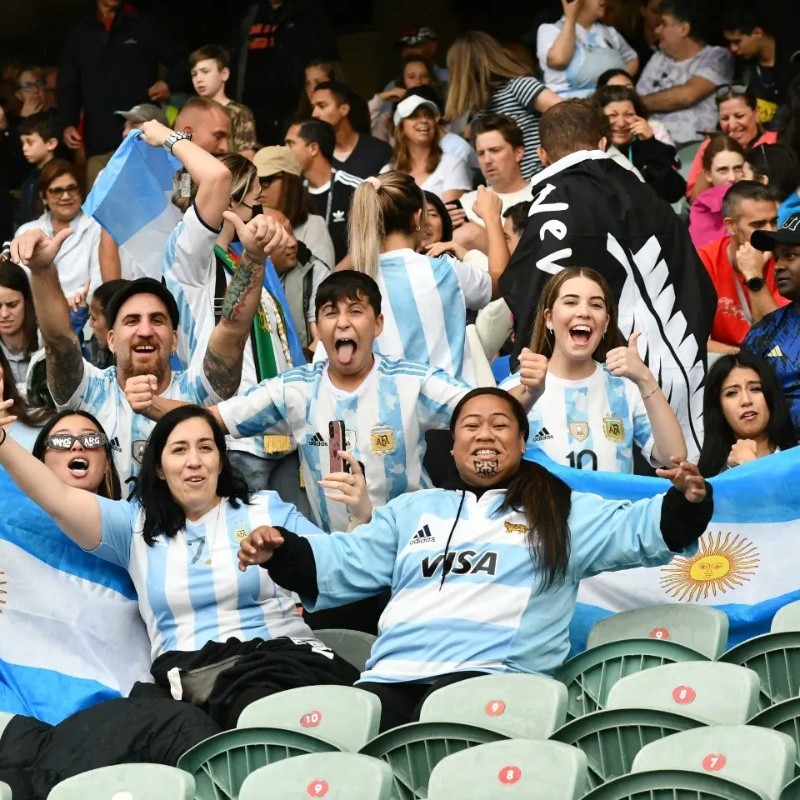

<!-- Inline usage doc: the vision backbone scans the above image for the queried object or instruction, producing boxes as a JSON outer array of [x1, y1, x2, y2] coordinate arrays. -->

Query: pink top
[[689, 183, 730, 250]]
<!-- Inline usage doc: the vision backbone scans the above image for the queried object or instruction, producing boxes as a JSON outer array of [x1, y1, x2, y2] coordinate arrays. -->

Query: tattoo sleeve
[[203, 342, 243, 400], [221, 252, 264, 322], [46, 334, 85, 405]]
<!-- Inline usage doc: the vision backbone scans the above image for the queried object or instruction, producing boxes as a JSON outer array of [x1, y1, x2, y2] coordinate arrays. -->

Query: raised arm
[[472, 186, 510, 299], [11, 228, 85, 404], [202, 212, 289, 399], [0, 395, 102, 550], [545, 1, 581, 70]]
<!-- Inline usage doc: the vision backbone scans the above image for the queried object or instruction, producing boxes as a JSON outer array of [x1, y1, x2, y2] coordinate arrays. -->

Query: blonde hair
[[171, 153, 256, 213], [445, 31, 532, 120], [392, 106, 442, 175], [348, 171, 425, 278]]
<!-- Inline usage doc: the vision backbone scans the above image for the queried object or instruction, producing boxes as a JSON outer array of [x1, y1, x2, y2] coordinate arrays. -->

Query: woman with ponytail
[[331, 170, 508, 384], [238, 387, 711, 731]]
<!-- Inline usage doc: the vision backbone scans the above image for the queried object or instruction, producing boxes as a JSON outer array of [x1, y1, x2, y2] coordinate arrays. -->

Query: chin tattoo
[[474, 459, 499, 477]]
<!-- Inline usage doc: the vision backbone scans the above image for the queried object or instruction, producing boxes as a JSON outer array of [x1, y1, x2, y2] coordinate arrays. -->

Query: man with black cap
[[10, 211, 282, 482], [744, 214, 800, 436]]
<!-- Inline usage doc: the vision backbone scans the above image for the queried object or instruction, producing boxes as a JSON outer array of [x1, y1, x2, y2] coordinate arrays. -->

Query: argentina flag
[[0, 468, 151, 724], [523, 446, 800, 653], [83, 131, 182, 280]]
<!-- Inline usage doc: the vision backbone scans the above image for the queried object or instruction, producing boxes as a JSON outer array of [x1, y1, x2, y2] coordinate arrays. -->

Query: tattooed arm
[[202, 213, 289, 399], [10, 229, 85, 404]]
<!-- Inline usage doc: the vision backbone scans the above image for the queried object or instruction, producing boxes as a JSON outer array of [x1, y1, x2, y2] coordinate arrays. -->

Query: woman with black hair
[[0, 403, 359, 728], [238, 387, 711, 731], [418, 190, 454, 252], [0, 261, 40, 396], [697, 351, 797, 477]]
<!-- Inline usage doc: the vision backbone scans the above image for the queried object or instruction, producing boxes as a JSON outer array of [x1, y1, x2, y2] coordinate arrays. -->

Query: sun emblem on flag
[[659, 531, 759, 602]]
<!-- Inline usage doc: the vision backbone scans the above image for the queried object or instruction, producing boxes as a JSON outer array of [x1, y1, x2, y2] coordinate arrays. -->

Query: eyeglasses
[[46, 184, 81, 198], [18, 80, 45, 91], [715, 84, 748, 99], [44, 432, 108, 450]]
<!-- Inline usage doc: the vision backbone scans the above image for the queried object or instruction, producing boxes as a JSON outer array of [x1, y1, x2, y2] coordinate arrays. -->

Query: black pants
[[359, 671, 489, 732]]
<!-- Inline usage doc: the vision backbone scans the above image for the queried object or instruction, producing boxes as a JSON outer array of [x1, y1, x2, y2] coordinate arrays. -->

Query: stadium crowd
[[0, 0, 800, 794]]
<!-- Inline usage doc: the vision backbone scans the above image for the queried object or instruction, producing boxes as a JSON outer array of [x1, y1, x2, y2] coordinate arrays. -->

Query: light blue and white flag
[[524, 446, 800, 654], [83, 131, 181, 280], [0, 468, 152, 724]]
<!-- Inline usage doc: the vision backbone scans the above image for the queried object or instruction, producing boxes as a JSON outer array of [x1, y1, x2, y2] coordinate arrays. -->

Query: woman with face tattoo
[[237, 387, 711, 732]]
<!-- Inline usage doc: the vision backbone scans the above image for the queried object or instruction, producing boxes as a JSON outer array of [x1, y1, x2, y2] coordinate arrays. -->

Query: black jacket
[[57, 5, 187, 156], [626, 137, 687, 204]]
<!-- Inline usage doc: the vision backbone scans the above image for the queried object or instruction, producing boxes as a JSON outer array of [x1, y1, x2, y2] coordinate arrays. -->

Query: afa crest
[[504, 522, 528, 535], [602, 415, 625, 443]]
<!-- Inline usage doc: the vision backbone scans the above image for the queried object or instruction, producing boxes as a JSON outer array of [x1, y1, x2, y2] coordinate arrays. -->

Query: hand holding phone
[[329, 420, 349, 473]]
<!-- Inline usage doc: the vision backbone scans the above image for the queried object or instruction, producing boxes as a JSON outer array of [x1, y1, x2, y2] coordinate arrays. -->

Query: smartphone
[[445, 199, 463, 211], [328, 420, 350, 473]]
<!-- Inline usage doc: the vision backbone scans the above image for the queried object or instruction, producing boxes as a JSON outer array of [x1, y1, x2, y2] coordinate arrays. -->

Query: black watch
[[745, 276, 765, 293]]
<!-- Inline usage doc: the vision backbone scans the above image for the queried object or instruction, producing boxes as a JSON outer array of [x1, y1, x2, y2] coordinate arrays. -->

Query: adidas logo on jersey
[[767, 346, 784, 358], [109, 436, 122, 453], [410, 524, 435, 545], [531, 427, 553, 442], [332, 210, 345, 223], [307, 432, 326, 447]]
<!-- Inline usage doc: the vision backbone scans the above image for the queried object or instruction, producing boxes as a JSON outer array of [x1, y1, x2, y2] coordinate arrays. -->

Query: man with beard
[[10, 209, 284, 482]]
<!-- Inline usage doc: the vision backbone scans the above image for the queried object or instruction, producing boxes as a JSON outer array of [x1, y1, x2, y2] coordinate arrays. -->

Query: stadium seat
[[0, 782, 9, 800], [586, 605, 729, 659], [47, 763, 195, 799], [359, 722, 506, 800], [418, 673, 568, 738], [605, 662, 761, 725], [238, 752, 394, 800], [631, 725, 796, 799], [750, 697, 800, 771], [720, 631, 800, 710], [0, 713, 14, 739], [427, 739, 588, 799], [177, 727, 339, 800], [770, 601, 800, 634], [236, 685, 381, 751], [580, 769, 765, 799], [781, 774, 800, 799], [676, 141, 702, 180], [313, 628, 376, 672], [555, 637, 709, 719]]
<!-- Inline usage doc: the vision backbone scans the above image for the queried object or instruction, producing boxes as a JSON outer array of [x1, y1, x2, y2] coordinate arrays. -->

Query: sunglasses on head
[[45, 432, 108, 450], [715, 84, 748, 99]]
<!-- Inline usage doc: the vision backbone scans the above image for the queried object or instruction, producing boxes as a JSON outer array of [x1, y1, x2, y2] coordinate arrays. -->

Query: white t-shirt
[[460, 184, 533, 225], [383, 153, 472, 201], [501, 362, 656, 473]]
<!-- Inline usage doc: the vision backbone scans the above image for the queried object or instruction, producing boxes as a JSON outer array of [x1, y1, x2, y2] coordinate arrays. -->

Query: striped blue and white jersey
[[315, 249, 491, 385], [58, 363, 219, 484], [303, 487, 684, 682], [163, 205, 294, 460], [501, 362, 655, 473], [93, 492, 323, 661], [217, 356, 468, 532]]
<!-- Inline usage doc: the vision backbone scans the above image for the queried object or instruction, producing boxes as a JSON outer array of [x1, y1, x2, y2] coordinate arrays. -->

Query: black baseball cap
[[752, 214, 800, 251], [104, 277, 180, 330]]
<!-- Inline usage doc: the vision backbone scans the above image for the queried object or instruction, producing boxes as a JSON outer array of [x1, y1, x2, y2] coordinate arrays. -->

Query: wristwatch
[[745, 276, 765, 293], [163, 130, 192, 154]]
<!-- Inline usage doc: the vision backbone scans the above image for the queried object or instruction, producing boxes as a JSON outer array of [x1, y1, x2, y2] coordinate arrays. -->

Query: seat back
[[418, 673, 567, 738], [237, 685, 381, 751], [428, 739, 588, 800], [0, 713, 14, 740], [750, 697, 800, 771], [0, 781, 10, 800], [771, 601, 800, 634], [632, 725, 796, 799], [580, 769, 766, 799], [587, 606, 728, 659], [47, 763, 195, 799], [313, 629, 376, 672], [606, 661, 760, 724], [238, 752, 394, 800]]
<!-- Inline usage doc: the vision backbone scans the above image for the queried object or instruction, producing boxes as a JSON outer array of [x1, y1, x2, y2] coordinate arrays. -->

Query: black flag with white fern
[[500, 151, 717, 458]]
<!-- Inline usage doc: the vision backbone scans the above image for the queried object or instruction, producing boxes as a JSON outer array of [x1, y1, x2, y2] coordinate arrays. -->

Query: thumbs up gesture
[[605, 332, 651, 385], [222, 211, 288, 263]]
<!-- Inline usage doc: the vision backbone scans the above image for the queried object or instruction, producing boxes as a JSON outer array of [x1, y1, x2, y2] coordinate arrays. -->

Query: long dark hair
[[0, 346, 51, 427], [0, 261, 39, 357], [32, 409, 121, 499], [697, 352, 796, 477], [450, 388, 573, 590], [136, 405, 251, 545]]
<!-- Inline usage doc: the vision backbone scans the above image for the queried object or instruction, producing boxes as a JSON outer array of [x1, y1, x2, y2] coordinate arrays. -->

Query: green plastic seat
[[587, 605, 729, 659], [606, 662, 761, 725], [771, 601, 800, 634], [313, 628, 376, 672], [555, 638, 709, 719], [359, 721, 506, 800], [47, 763, 195, 799], [237, 685, 381, 751], [551, 707, 703, 790], [631, 725, 795, 799], [781, 775, 800, 800], [178, 727, 338, 800], [238, 752, 394, 800], [581, 769, 765, 799], [427, 738, 588, 799], [0, 781, 10, 800], [720, 631, 800, 710], [677, 141, 703, 179], [750, 697, 800, 771], [418, 673, 567, 738]]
